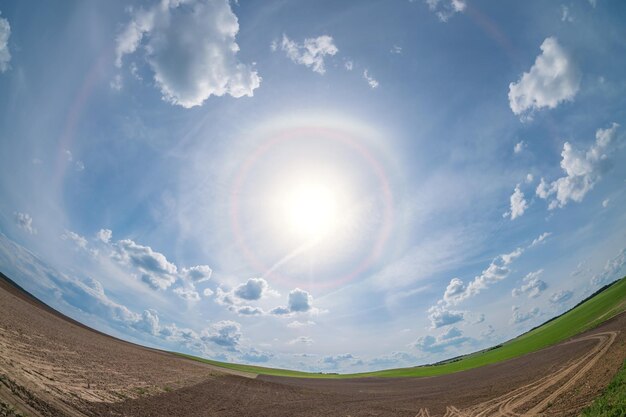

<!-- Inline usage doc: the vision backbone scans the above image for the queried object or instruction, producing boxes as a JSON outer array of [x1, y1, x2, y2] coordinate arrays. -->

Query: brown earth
[[0, 273, 624, 417]]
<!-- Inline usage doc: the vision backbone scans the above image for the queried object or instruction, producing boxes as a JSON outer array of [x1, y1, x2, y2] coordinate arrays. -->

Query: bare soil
[[0, 273, 624, 417]]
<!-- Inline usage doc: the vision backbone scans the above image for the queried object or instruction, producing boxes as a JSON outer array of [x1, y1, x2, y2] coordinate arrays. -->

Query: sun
[[281, 181, 339, 241]]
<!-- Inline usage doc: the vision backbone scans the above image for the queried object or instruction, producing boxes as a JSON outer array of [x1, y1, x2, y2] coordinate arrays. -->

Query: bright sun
[[282, 182, 339, 241]]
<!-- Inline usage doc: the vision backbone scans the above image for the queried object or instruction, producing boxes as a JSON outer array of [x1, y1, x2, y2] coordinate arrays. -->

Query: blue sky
[[0, 0, 625, 372]]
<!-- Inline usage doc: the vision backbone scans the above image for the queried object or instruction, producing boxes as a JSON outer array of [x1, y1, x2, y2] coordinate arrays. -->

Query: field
[[181, 277, 626, 378], [0, 272, 625, 416]]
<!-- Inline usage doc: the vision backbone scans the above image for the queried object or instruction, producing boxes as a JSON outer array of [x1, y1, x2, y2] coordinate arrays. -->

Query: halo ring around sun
[[230, 123, 394, 290]]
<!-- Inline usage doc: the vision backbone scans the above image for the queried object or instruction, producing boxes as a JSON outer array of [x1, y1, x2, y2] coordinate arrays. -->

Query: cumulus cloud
[[0, 12, 10, 73], [201, 320, 241, 349], [240, 348, 272, 363], [363, 69, 379, 89], [287, 320, 316, 329], [530, 232, 551, 247], [288, 288, 313, 312], [114, 239, 177, 290], [233, 305, 264, 316], [428, 304, 464, 328], [508, 37, 580, 117], [14, 212, 37, 235], [413, 326, 470, 353], [270, 288, 315, 315], [233, 277, 270, 300], [96, 228, 113, 243], [536, 123, 620, 209], [591, 248, 626, 286], [425, 0, 467, 22], [514, 140, 526, 154], [288, 336, 314, 345], [181, 265, 212, 283], [61, 230, 88, 249], [510, 306, 540, 324], [344, 59, 354, 71], [602, 198, 610, 208], [322, 353, 355, 367], [512, 269, 547, 298], [173, 286, 201, 302], [549, 289, 573, 304], [442, 247, 523, 306], [278, 34, 338, 74], [203, 288, 214, 297], [115, 0, 260, 108], [132, 309, 160, 335], [504, 184, 528, 220]]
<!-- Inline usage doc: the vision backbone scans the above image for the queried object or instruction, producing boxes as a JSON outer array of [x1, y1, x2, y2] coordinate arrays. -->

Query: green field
[[181, 276, 626, 378]]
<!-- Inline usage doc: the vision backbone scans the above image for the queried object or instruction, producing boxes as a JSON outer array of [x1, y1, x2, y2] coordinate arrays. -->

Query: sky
[[0, 0, 625, 373]]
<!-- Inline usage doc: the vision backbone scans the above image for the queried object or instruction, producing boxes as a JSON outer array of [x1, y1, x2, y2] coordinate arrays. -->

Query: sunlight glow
[[282, 182, 338, 240]]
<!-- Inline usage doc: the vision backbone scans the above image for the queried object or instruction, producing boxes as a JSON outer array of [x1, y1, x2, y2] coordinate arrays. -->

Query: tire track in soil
[[428, 331, 617, 417]]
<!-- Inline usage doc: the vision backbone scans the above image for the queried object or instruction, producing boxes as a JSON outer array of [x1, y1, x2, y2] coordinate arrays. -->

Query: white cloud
[[391, 45, 402, 54], [288, 288, 313, 312], [412, 327, 470, 353], [240, 348, 272, 363], [60, 230, 88, 249], [506, 184, 528, 220], [114, 239, 178, 290], [269, 288, 316, 316], [441, 247, 523, 306], [181, 265, 212, 283], [233, 277, 270, 301], [530, 232, 552, 247], [203, 288, 214, 297], [14, 212, 37, 235], [602, 198, 610, 208], [588, 0, 598, 7], [425, 0, 467, 22], [536, 123, 620, 209], [173, 286, 201, 302], [363, 69, 379, 89], [0, 12, 11, 73], [428, 304, 464, 328], [514, 140, 526, 154], [500, 247, 524, 265], [512, 269, 547, 298], [322, 353, 355, 367], [115, 0, 260, 108], [526, 173, 534, 183], [133, 309, 160, 335], [110, 74, 123, 91], [287, 320, 316, 329], [591, 248, 626, 286], [561, 5, 574, 22], [508, 37, 580, 117], [288, 336, 314, 345], [549, 289, 573, 304], [201, 320, 242, 350], [96, 228, 113, 243], [510, 306, 540, 324], [481, 325, 495, 338], [279, 34, 338, 74], [344, 59, 354, 71], [232, 305, 264, 316]]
